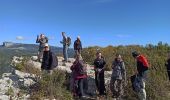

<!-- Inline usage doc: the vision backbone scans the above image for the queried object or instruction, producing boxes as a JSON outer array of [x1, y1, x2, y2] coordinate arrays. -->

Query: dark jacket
[[165, 59, 170, 71], [136, 55, 149, 76], [94, 57, 106, 70], [41, 51, 58, 70], [74, 40, 82, 50]]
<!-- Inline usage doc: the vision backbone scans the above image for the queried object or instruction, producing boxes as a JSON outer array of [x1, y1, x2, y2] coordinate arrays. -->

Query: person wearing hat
[[36, 34, 48, 62], [132, 51, 149, 100], [41, 43, 58, 74], [74, 36, 82, 57]]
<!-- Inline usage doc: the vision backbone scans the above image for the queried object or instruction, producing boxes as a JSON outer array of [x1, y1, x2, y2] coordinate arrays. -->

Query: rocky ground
[[0, 56, 112, 100]]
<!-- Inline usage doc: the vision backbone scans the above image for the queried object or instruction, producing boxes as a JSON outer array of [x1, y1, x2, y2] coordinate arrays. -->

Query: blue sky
[[0, 0, 170, 47]]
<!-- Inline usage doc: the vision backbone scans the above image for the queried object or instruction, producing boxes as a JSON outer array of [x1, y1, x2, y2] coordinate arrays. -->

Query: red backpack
[[137, 55, 149, 68]]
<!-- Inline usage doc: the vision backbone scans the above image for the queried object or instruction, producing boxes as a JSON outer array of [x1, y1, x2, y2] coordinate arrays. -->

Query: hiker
[[36, 34, 48, 62], [70, 54, 88, 99], [165, 52, 170, 81], [131, 51, 149, 100], [94, 52, 106, 96], [60, 32, 71, 62], [41, 43, 58, 74], [110, 54, 126, 99], [74, 36, 82, 56]]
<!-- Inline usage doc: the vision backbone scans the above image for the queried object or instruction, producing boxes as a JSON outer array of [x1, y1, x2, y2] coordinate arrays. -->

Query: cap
[[77, 36, 80, 39], [132, 51, 139, 58]]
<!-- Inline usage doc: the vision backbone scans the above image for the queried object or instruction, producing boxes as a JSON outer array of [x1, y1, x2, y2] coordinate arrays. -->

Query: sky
[[0, 0, 170, 47]]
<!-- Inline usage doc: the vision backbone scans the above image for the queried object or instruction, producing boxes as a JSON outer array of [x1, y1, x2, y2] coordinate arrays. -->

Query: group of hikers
[[36, 32, 170, 100]]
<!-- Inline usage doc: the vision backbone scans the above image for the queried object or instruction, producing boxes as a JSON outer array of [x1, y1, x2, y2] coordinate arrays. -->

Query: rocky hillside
[[0, 56, 112, 99]]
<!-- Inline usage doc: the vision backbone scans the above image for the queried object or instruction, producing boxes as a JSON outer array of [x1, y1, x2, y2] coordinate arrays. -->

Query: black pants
[[75, 78, 87, 97], [167, 71, 170, 80], [95, 71, 106, 95]]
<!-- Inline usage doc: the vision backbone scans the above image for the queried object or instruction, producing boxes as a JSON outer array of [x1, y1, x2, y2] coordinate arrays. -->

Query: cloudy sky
[[0, 0, 170, 47]]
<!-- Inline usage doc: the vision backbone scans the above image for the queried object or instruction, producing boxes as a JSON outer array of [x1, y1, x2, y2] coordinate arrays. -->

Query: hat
[[44, 43, 49, 47], [132, 51, 139, 58], [77, 36, 80, 39]]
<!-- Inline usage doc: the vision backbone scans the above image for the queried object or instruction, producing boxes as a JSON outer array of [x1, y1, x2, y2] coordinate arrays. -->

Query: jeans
[[63, 45, 68, 61]]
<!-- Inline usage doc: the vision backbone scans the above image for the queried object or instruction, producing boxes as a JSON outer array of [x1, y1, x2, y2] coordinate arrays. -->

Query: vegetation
[[82, 42, 170, 100], [1, 42, 170, 99], [5, 87, 14, 96], [30, 70, 72, 100]]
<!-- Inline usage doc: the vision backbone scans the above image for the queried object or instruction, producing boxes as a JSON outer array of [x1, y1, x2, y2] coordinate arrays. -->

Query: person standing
[[132, 51, 149, 100], [41, 43, 58, 74], [165, 52, 170, 81], [36, 34, 48, 62], [70, 54, 88, 99], [74, 36, 82, 56], [94, 52, 106, 96], [60, 32, 70, 62], [110, 54, 126, 99]]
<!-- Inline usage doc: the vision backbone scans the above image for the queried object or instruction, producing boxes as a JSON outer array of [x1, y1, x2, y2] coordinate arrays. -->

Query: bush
[[14, 57, 41, 76], [30, 70, 72, 100], [5, 87, 14, 96], [82, 43, 170, 100]]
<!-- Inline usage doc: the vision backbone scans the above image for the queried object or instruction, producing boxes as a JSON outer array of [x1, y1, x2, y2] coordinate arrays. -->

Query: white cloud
[[48, 36, 56, 40], [16, 36, 24, 40]]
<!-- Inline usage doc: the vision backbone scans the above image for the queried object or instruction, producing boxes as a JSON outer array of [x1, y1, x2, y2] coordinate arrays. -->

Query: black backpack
[[67, 37, 71, 47], [45, 37, 48, 43]]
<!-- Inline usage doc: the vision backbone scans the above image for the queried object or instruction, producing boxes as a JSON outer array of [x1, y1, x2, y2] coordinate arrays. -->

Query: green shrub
[[5, 87, 14, 96], [30, 70, 73, 100]]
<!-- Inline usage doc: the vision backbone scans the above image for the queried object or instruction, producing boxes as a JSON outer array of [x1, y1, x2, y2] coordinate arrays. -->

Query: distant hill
[[1, 42, 74, 56]]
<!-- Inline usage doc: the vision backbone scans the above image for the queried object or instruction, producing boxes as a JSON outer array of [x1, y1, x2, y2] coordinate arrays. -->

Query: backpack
[[67, 37, 71, 47], [77, 61, 87, 75], [131, 75, 144, 92], [137, 55, 149, 68], [45, 37, 48, 43]]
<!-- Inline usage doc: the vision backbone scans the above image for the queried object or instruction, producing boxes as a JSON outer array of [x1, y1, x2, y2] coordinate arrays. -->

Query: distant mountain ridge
[[1, 42, 74, 56]]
